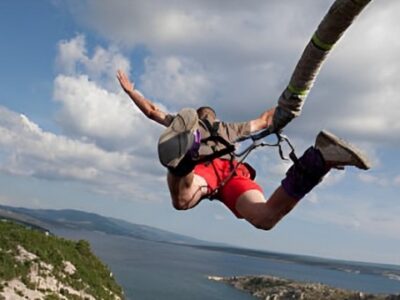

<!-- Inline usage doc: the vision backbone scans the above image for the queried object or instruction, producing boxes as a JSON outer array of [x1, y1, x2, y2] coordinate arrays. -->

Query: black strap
[[201, 118, 220, 138], [194, 145, 235, 164], [195, 119, 236, 164]]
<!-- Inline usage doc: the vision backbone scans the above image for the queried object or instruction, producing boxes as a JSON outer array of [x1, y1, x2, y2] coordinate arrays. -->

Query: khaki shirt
[[165, 113, 251, 160], [198, 118, 251, 159]]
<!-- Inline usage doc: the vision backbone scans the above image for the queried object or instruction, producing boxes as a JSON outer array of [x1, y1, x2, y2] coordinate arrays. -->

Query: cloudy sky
[[1, 0, 400, 265]]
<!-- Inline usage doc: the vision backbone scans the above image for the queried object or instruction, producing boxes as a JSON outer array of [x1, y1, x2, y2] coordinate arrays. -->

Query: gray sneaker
[[315, 130, 371, 170]]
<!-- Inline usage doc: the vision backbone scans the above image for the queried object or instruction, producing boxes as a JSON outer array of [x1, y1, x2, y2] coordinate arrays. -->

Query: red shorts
[[194, 159, 263, 218]]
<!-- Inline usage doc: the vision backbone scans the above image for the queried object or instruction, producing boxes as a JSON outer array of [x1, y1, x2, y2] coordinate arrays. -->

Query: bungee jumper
[[117, 0, 372, 230]]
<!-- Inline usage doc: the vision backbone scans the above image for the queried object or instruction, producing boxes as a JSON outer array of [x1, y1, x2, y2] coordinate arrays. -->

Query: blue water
[[54, 229, 400, 300]]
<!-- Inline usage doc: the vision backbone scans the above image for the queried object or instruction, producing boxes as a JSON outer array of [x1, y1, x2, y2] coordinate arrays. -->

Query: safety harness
[[193, 119, 298, 199], [193, 119, 235, 164], [195, 119, 238, 198]]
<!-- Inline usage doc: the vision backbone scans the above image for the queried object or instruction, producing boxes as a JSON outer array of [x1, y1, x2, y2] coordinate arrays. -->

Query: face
[[197, 107, 216, 120]]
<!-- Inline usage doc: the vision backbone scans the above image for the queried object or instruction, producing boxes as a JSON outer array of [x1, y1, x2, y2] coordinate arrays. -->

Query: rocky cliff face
[[0, 220, 124, 300], [209, 275, 400, 300]]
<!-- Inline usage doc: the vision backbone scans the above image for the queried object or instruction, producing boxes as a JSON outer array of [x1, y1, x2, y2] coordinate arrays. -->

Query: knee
[[250, 215, 278, 231], [172, 196, 191, 211], [173, 201, 190, 211]]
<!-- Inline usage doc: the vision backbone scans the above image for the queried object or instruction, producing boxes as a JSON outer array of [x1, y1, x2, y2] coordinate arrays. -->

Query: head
[[196, 106, 216, 122]]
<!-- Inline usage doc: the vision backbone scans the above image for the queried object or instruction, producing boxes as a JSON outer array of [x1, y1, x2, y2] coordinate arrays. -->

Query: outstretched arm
[[117, 70, 171, 127]]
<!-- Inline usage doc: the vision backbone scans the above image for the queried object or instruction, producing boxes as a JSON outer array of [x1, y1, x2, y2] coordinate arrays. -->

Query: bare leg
[[167, 171, 209, 210], [235, 186, 299, 230], [235, 131, 371, 230]]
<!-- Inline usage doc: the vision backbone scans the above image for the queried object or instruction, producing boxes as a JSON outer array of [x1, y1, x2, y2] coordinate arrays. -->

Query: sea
[[54, 229, 400, 300]]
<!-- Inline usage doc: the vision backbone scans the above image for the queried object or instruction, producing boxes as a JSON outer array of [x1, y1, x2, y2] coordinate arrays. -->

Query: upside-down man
[[117, 70, 370, 230]]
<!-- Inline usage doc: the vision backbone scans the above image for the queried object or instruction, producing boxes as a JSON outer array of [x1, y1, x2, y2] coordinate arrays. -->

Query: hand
[[117, 69, 134, 94], [250, 106, 277, 133], [263, 107, 276, 128]]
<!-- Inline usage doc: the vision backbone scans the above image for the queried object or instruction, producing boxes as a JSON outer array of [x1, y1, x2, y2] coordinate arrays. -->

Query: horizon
[[2, 203, 400, 269]]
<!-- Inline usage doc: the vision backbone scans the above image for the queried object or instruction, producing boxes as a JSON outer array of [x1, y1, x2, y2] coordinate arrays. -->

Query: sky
[[0, 0, 399, 265]]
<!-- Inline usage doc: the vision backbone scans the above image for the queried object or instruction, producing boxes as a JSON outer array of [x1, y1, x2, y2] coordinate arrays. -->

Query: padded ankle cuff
[[281, 147, 329, 200]]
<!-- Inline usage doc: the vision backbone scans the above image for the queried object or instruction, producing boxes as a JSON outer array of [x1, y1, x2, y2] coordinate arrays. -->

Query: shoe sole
[[319, 130, 371, 170]]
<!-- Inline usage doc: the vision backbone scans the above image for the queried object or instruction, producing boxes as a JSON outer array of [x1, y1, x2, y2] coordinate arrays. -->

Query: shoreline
[[209, 275, 400, 300]]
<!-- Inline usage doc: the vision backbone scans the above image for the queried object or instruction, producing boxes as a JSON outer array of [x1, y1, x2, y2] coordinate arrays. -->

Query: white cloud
[[289, 1, 400, 143], [42, 35, 170, 200], [358, 173, 390, 187], [54, 74, 153, 151], [0, 105, 165, 200], [53, 35, 166, 155], [65, 0, 400, 146], [320, 170, 347, 187], [140, 56, 213, 108], [0, 35, 173, 202], [56, 34, 130, 92], [56, 34, 87, 75], [306, 192, 319, 204], [65, 1, 328, 123], [298, 193, 400, 240], [69, 0, 324, 57]]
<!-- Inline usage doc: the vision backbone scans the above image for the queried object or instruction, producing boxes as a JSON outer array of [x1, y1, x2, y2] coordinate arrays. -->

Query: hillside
[[0, 220, 124, 299], [0, 205, 210, 245]]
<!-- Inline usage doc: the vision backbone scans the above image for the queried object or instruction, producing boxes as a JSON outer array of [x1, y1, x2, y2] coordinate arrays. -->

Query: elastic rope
[[311, 32, 334, 51], [287, 84, 309, 96]]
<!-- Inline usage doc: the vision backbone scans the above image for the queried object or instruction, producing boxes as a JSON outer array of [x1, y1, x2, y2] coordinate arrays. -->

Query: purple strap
[[189, 129, 201, 158]]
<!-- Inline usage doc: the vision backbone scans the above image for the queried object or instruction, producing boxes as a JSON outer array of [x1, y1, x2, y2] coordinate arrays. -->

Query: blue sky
[[1, 0, 400, 265]]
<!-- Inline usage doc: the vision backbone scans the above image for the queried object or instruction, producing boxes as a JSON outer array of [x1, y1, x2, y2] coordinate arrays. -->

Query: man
[[117, 69, 370, 230]]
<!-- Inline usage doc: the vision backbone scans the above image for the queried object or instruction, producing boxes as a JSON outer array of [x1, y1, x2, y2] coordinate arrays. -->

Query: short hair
[[196, 106, 216, 120]]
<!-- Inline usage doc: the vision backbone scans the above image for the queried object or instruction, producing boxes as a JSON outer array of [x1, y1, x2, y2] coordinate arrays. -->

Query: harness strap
[[201, 118, 219, 136], [194, 121, 300, 200], [194, 146, 235, 165], [194, 119, 236, 165], [195, 118, 238, 199]]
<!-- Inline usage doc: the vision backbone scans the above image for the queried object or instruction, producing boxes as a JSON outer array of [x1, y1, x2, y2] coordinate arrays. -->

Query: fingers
[[116, 69, 128, 83], [267, 107, 276, 127], [116, 69, 128, 80], [116, 69, 135, 92], [116, 70, 122, 82], [117, 69, 125, 80]]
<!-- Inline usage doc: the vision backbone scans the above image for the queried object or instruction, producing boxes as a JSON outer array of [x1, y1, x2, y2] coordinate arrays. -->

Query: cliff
[[209, 275, 400, 300], [0, 220, 124, 299]]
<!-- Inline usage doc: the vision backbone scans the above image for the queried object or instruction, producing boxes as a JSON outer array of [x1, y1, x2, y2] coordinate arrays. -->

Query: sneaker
[[315, 130, 371, 170]]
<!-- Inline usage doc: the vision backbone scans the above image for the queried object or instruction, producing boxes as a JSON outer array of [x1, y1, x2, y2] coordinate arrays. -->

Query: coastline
[[209, 275, 400, 300]]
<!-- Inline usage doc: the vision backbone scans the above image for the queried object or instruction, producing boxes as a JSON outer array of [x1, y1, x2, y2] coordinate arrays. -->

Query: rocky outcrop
[[209, 275, 400, 300], [0, 220, 124, 300]]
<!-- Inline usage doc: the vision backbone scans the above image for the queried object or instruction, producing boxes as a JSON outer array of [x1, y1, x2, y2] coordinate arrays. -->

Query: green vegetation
[[0, 220, 124, 299]]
